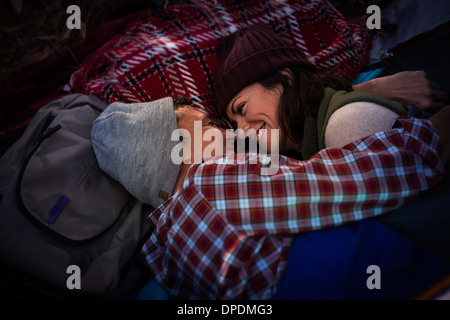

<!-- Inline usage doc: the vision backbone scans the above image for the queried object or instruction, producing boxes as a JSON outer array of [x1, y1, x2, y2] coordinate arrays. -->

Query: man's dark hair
[[173, 95, 192, 123], [174, 95, 192, 109]]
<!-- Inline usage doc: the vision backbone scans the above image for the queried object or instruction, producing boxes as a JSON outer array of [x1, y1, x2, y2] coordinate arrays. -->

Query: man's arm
[[181, 116, 446, 234], [142, 115, 448, 299], [354, 71, 448, 113]]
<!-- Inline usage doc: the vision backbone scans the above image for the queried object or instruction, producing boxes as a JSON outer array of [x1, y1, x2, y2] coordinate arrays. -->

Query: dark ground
[[0, 0, 389, 81], [0, 0, 166, 79]]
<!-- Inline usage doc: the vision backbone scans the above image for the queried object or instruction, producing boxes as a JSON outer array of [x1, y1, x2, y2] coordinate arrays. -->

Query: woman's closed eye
[[236, 102, 245, 115]]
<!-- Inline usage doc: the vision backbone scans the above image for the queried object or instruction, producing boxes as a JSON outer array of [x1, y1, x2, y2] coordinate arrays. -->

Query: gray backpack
[[0, 94, 152, 299]]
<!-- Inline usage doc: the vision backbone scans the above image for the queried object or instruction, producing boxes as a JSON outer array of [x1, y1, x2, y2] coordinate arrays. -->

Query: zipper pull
[[19, 124, 62, 168], [40, 125, 62, 140]]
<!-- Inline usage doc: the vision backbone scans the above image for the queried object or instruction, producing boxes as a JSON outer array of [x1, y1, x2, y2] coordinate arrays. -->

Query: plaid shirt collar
[[142, 116, 445, 299]]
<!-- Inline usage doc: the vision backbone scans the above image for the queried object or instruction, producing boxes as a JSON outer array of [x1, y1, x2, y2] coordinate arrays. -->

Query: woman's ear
[[279, 68, 294, 84]]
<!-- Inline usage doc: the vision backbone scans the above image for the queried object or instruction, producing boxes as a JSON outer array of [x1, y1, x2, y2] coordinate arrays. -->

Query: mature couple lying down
[[90, 24, 450, 299]]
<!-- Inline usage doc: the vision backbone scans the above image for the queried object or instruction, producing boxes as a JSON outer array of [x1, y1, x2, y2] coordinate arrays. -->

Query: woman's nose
[[234, 117, 248, 140], [236, 118, 262, 142], [236, 117, 250, 131]]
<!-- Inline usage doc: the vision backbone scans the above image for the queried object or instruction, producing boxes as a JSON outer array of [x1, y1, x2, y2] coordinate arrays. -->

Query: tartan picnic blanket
[[69, 0, 371, 122]]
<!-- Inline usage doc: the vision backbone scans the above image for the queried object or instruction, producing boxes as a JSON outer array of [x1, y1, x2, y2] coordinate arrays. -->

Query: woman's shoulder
[[324, 102, 399, 149]]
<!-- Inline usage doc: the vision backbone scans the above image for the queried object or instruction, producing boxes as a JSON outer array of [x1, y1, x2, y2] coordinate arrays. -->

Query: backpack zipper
[[15, 122, 68, 241]]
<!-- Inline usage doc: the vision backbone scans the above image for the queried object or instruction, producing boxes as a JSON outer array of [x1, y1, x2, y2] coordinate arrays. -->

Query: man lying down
[[91, 96, 450, 300]]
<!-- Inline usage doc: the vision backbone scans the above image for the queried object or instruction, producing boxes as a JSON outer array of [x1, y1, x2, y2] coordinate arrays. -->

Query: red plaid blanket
[[69, 0, 371, 121]]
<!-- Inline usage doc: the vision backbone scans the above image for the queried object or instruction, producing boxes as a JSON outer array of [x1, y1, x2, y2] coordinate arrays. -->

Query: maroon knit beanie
[[213, 23, 316, 117]]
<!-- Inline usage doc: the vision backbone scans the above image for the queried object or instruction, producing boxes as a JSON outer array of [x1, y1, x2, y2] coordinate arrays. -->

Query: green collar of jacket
[[301, 87, 407, 160]]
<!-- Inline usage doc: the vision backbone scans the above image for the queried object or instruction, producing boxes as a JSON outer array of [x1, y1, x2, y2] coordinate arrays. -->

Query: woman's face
[[225, 82, 298, 153]]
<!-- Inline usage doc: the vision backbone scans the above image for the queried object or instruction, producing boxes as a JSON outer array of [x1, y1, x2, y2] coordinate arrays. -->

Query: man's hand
[[354, 71, 448, 113]]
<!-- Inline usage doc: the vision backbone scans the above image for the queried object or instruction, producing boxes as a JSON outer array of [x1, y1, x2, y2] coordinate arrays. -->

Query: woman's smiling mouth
[[257, 123, 266, 141]]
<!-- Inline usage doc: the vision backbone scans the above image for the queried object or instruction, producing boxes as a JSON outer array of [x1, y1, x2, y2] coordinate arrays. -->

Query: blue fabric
[[406, 105, 432, 119], [134, 278, 169, 300], [351, 67, 385, 85], [273, 219, 450, 300]]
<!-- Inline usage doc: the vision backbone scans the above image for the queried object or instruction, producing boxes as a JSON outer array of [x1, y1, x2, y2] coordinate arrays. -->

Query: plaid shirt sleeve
[[141, 116, 446, 300]]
